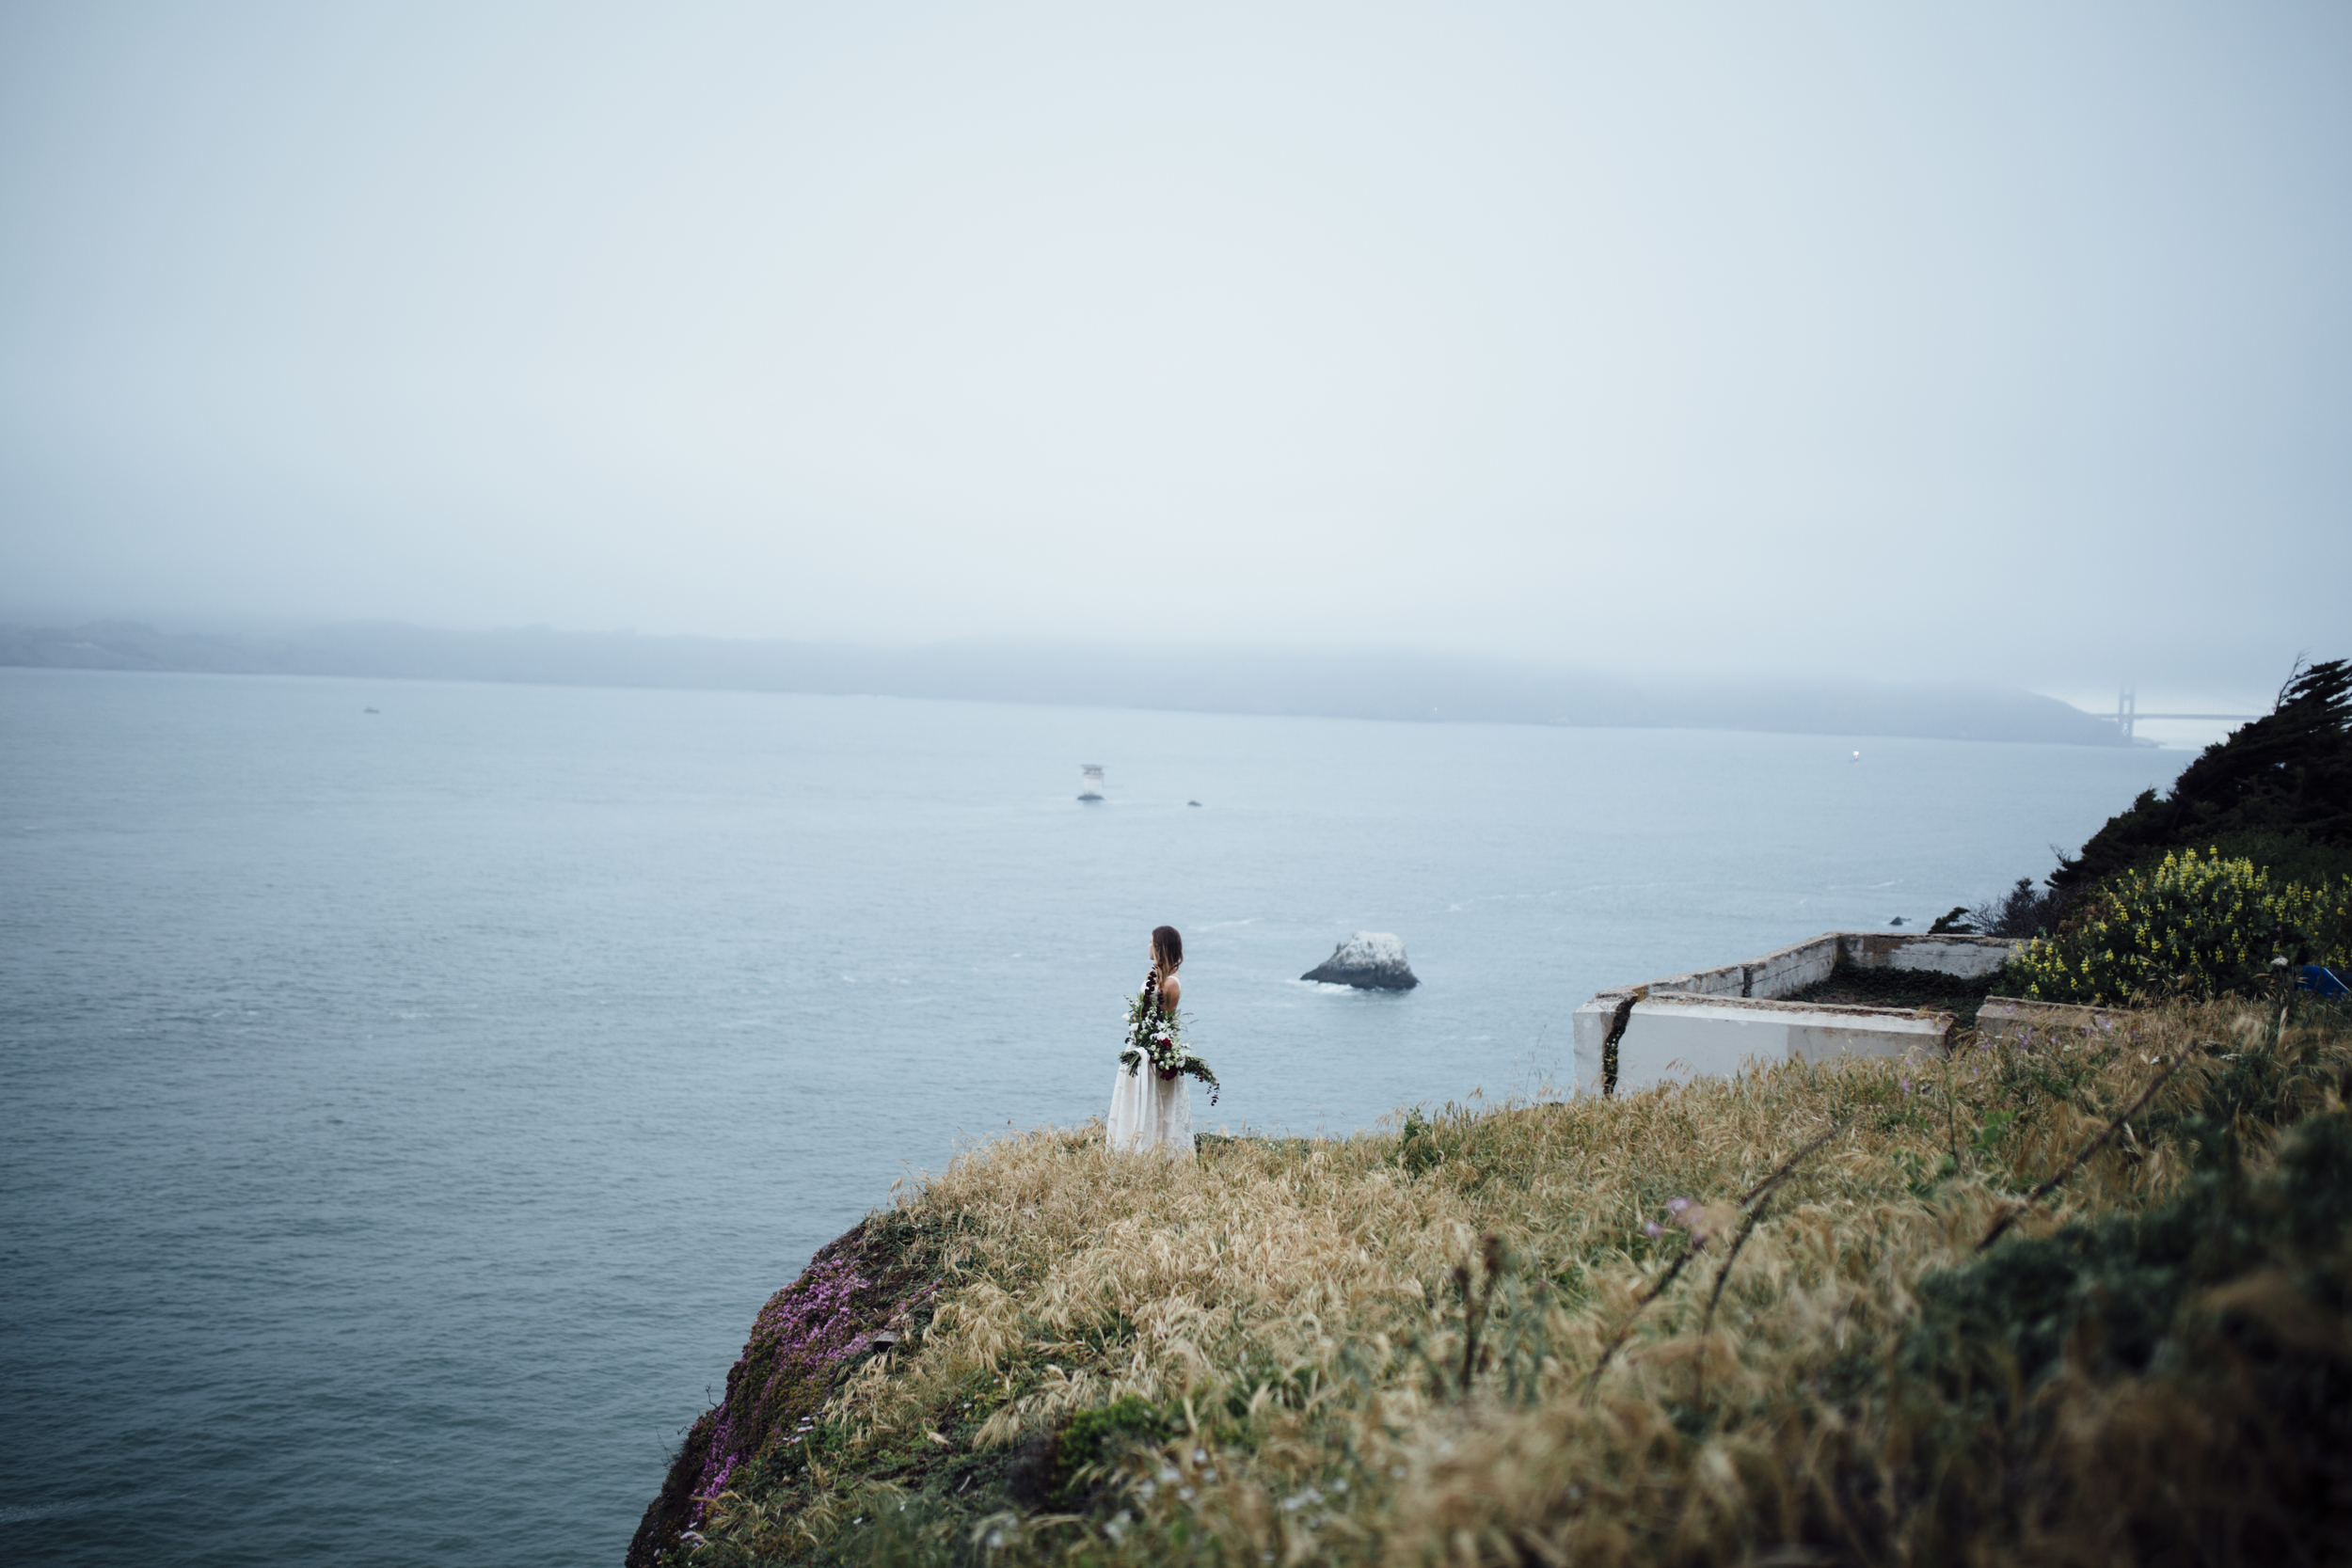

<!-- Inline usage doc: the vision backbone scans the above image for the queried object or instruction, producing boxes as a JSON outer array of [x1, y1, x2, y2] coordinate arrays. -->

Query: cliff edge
[[632, 1002, 2352, 1567]]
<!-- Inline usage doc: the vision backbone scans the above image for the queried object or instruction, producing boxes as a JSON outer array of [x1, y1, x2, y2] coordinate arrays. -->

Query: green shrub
[[1045, 1396, 1169, 1509], [2192, 826, 2352, 891], [1898, 1109, 2352, 1565], [2007, 847, 2351, 1006], [1397, 1109, 1443, 1178]]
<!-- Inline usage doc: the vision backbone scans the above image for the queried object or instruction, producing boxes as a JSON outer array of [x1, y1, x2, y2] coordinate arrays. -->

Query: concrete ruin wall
[[1602, 931, 2015, 1005], [1977, 994, 2125, 1048], [1571, 931, 2020, 1095]]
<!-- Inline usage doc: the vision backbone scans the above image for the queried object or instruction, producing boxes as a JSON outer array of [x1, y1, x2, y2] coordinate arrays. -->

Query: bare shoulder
[[1161, 974, 1183, 1007]]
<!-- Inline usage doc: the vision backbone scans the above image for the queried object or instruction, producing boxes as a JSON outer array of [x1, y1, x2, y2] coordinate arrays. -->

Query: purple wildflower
[[687, 1254, 879, 1527]]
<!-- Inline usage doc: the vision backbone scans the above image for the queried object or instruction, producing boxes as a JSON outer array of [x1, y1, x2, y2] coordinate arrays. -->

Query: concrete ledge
[[1611, 932, 1840, 1003], [1836, 932, 2016, 978], [1573, 930, 2019, 1094], [1604, 931, 2016, 1007], [1592, 993, 1951, 1091], [1977, 995, 2126, 1047]]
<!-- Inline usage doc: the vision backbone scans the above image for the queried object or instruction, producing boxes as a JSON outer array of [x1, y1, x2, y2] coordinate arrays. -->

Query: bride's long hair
[[1145, 926, 1184, 1008]]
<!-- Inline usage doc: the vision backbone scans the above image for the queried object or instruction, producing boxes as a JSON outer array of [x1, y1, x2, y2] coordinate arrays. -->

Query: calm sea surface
[[0, 667, 2189, 1565]]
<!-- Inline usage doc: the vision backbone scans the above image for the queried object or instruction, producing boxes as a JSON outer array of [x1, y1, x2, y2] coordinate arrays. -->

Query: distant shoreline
[[0, 619, 2136, 748]]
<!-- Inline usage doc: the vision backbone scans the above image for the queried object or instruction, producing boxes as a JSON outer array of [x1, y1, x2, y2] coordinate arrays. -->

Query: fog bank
[[2, 620, 2136, 747]]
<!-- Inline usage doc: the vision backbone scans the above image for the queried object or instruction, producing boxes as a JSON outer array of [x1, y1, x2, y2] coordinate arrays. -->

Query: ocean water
[[0, 667, 2188, 1566]]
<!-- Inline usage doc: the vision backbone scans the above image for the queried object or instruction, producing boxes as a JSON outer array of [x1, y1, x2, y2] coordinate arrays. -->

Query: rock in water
[[1301, 932, 1419, 990]]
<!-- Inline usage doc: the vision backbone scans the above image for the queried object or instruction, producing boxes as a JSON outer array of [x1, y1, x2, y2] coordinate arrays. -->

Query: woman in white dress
[[1106, 926, 1194, 1160]]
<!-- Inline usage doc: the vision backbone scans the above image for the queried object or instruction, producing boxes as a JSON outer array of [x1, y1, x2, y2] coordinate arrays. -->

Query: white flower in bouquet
[[1119, 978, 1218, 1103]]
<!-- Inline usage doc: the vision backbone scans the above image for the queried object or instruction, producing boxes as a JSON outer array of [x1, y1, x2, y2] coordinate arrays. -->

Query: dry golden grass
[[686, 999, 2351, 1567]]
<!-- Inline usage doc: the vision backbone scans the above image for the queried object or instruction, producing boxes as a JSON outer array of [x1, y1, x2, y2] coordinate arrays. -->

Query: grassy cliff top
[[635, 998, 2352, 1567]]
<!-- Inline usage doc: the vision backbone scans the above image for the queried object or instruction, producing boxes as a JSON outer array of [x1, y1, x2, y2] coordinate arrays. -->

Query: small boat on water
[[1078, 764, 1104, 802]]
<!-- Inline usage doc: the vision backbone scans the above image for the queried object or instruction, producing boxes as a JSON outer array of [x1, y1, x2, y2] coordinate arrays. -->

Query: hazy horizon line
[[0, 608, 2288, 711], [0, 614, 2260, 750]]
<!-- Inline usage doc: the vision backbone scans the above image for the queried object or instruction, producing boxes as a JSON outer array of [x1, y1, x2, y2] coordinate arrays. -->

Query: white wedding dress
[[1106, 1055, 1193, 1158], [1106, 992, 1194, 1159]]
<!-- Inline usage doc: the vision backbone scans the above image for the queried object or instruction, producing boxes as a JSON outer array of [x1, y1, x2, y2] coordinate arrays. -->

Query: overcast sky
[[2, 3, 2344, 702]]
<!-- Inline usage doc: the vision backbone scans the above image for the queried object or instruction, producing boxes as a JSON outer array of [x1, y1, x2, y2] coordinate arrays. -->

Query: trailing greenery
[[634, 997, 2352, 1568], [2006, 847, 2352, 1006], [1119, 980, 1219, 1104]]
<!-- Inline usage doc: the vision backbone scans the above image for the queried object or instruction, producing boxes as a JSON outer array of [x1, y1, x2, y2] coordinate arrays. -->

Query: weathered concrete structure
[[1572, 932, 2018, 1095]]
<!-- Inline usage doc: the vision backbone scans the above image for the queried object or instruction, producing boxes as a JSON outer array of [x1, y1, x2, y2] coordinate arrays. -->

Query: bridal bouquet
[[1120, 985, 1219, 1104]]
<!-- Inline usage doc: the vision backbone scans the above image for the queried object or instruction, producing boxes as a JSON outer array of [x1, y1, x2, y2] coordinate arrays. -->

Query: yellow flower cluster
[[2008, 847, 2351, 1006]]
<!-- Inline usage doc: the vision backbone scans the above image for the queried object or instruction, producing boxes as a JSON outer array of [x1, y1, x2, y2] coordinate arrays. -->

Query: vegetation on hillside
[[2006, 848, 2352, 1006], [2054, 657, 2351, 894], [632, 996, 2352, 1567], [1931, 657, 2349, 947], [1934, 657, 2351, 1014]]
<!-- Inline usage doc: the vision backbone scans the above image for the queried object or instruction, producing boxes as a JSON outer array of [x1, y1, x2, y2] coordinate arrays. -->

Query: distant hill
[[0, 619, 2128, 746]]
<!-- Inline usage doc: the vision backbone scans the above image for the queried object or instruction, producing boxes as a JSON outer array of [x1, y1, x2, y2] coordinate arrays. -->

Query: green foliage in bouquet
[[2007, 847, 2352, 1006], [1118, 982, 1219, 1103]]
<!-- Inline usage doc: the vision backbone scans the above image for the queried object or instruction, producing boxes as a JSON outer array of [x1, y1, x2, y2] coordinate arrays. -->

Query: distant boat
[[363, 707, 380, 714], [1078, 764, 1104, 802]]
